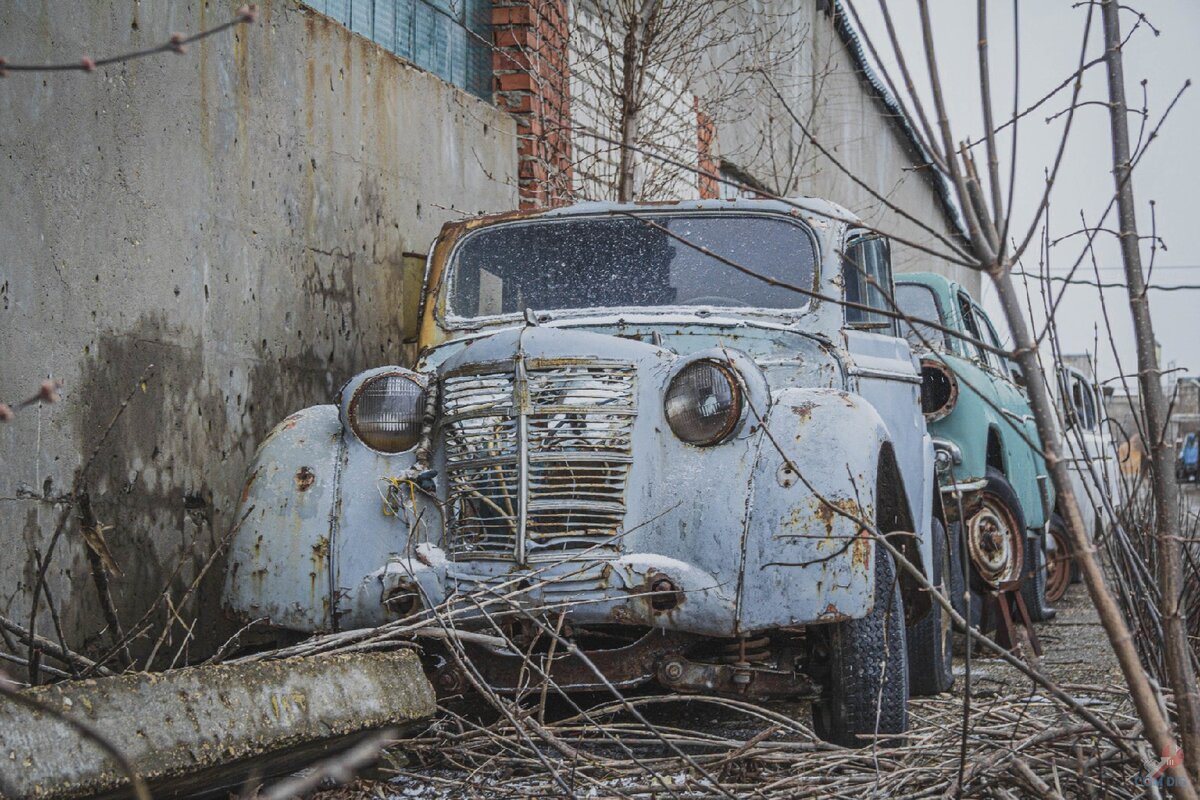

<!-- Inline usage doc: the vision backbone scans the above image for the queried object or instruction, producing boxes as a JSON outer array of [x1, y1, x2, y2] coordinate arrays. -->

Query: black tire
[[946, 520, 967, 622], [908, 518, 955, 696], [1044, 513, 1072, 604], [1020, 535, 1056, 622], [812, 546, 909, 747]]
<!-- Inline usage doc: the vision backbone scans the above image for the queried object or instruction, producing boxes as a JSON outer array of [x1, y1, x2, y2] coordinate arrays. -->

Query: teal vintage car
[[894, 273, 1057, 621]]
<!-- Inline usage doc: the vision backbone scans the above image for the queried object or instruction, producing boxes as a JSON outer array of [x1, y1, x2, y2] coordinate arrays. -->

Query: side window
[[1071, 376, 1098, 430], [956, 293, 989, 363], [843, 234, 897, 333], [973, 307, 1012, 376]]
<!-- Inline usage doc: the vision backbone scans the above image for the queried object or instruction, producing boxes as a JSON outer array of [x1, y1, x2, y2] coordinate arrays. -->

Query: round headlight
[[664, 360, 743, 446], [920, 359, 958, 421], [348, 373, 426, 453]]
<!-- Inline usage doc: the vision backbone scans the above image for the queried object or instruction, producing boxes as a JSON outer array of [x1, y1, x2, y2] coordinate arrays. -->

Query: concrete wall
[[0, 0, 517, 659]]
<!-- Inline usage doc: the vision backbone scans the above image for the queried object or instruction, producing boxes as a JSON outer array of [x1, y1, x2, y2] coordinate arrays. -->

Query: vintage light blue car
[[895, 273, 1057, 619], [224, 198, 951, 746]]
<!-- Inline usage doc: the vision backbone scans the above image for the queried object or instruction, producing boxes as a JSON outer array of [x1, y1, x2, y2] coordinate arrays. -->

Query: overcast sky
[[852, 1, 1200, 388]]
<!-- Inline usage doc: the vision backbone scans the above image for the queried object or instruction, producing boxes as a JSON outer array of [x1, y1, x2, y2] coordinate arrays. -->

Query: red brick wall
[[493, 0, 572, 208], [695, 98, 719, 200]]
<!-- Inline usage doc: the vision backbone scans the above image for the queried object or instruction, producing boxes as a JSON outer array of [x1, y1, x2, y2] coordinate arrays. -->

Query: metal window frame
[[302, 0, 492, 101]]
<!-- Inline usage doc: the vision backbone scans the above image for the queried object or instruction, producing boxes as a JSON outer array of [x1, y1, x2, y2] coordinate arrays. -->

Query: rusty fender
[[222, 404, 442, 632], [736, 387, 925, 631]]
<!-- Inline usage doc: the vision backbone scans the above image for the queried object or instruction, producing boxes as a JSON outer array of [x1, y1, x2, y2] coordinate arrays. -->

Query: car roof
[[895, 271, 969, 301], [462, 196, 864, 230]]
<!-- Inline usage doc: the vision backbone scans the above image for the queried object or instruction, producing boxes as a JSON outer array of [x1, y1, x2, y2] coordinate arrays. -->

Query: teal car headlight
[[920, 359, 957, 421], [664, 360, 743, 446]]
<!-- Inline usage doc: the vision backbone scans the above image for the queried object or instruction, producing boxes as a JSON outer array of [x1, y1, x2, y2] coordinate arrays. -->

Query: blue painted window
[[303, 0, 493, 100]]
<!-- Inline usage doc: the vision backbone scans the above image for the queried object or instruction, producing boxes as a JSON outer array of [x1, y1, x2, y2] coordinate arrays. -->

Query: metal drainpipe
[[514, 337, 531, 565]]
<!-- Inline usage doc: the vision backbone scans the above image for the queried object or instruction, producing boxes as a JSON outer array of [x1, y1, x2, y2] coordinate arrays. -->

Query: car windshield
[[895, 283, 947, 350], [447, 213, 817, 319]]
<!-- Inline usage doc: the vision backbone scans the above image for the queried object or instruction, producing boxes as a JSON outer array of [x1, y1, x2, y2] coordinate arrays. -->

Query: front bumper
[[341, 547, 738, 635]]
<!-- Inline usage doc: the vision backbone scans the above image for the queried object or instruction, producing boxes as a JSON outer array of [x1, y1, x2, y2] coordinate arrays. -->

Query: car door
[[965, 298, 1050, 532], [841, 232, 932, 546]]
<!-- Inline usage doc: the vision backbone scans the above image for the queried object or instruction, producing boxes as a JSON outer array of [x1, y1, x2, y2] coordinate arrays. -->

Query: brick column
[[493, 0, 572, 208]]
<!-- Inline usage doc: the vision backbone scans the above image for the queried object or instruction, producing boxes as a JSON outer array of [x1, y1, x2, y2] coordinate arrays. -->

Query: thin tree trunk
[[1101, 0, 1200, 779], [615, 0, 662, 202], [990, 265, 1197, 798], [617, 22, 641, 202]]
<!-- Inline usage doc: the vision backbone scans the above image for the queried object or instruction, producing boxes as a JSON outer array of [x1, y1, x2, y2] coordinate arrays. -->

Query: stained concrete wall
[[0, 0, 517, 658]]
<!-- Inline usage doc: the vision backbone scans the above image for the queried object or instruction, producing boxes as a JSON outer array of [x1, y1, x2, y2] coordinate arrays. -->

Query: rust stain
[[295, 466, 316, 492], [851, 528, 872, 570], [241, 467, 261, 504], [814, 501, 836, 535], [607, 605, 637, 625], [791, 401, 817, 422], [311, 536, 330, 562]]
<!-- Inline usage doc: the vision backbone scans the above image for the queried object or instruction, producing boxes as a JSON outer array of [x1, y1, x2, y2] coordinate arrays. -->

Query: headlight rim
[[919, 358, 958, 422], [345, 368, 428, 455], [663, 358, 746, 447]]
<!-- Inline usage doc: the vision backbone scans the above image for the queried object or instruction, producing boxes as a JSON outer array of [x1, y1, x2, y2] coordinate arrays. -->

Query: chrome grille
[[441, 359, 636, 562]]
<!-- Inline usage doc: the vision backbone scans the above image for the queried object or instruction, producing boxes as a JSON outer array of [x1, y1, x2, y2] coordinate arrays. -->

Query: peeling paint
[[294, 466, 316, 492]]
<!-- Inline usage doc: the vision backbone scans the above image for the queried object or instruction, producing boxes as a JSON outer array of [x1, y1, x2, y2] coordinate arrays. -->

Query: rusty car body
[[224, 198, 945, 745]]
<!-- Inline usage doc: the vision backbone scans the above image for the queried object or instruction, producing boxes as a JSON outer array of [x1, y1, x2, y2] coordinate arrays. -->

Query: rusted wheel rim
[[1044, 524, 1072, 603], [966, 495, 1024, 586]]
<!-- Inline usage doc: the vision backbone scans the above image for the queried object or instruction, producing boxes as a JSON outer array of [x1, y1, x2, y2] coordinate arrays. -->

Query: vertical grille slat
[[441, 361, 636, 562]]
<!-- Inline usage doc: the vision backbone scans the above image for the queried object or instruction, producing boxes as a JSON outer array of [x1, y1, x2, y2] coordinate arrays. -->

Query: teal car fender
[[924, 350, 1050, 532], [897, 272, 1052, 534]]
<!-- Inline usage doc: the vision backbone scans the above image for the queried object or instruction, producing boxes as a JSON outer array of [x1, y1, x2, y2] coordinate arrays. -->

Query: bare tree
[[1100, 0, 1200, 773]]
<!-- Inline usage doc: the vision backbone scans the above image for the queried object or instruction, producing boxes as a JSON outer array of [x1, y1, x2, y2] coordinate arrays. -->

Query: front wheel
[[965, 468, 1026, 590], [812, 545, 909, 747]]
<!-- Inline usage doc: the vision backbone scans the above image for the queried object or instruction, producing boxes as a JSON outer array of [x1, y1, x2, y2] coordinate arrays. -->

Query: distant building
[[1102, 376, 1200, 473], [1169, 376, 1200, 446]]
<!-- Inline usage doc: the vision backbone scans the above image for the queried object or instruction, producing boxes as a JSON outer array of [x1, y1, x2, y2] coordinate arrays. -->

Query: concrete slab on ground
[[0, 650, 435, 799]]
